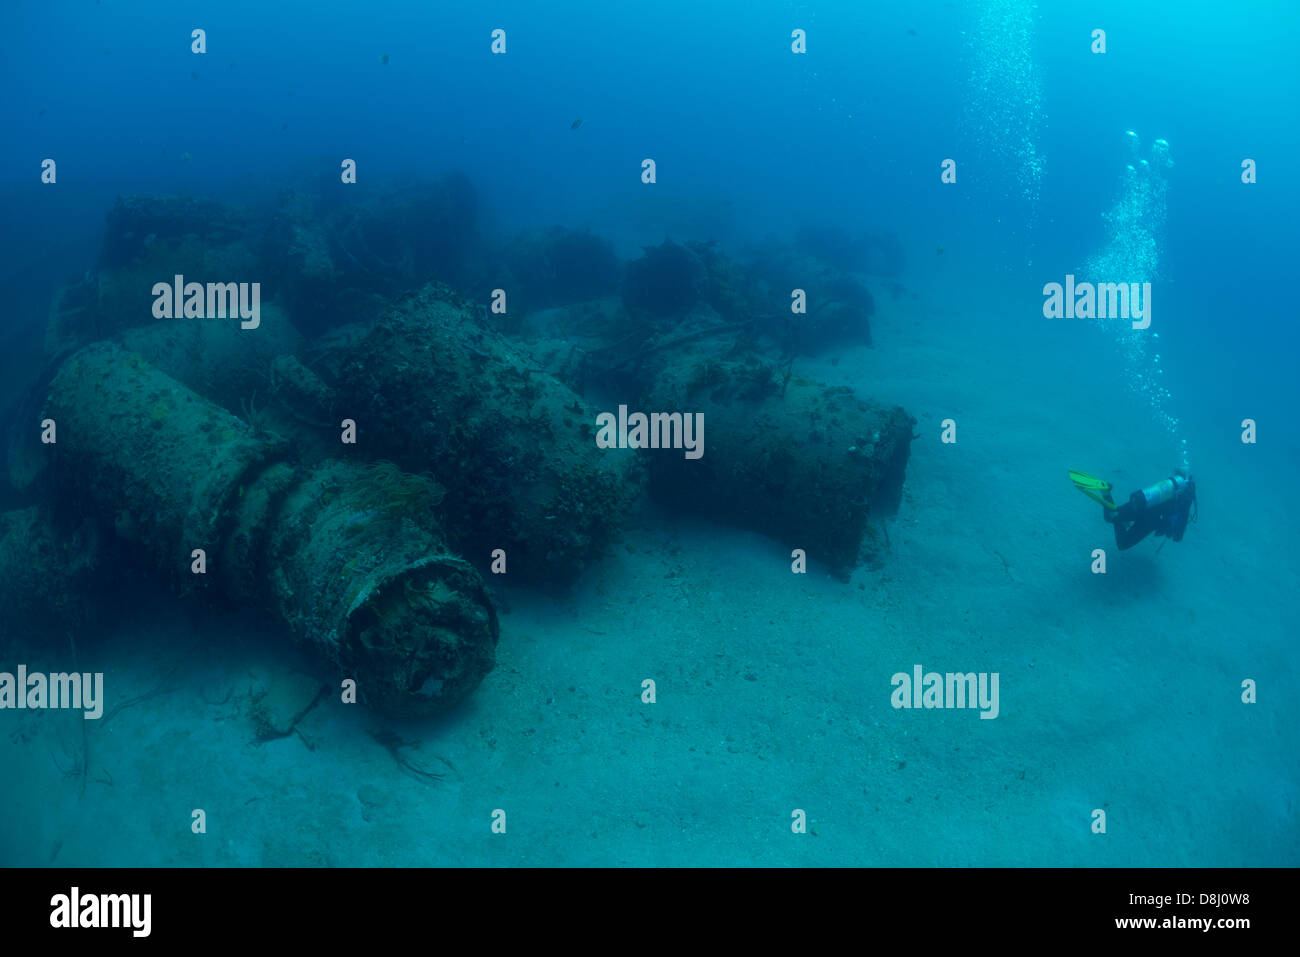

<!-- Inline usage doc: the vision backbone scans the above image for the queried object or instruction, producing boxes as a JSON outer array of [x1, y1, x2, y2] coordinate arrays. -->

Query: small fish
[[907, 28, 918, 36], [229, 59, 237, 68], [570, 118, 583, 131], [191, 70, 199, 79], [181, 151, 192, 161], [38, 107, 46, 117], [143, 233, 156, 246], [936, 245, 944, 255], [381, 52, 389, 65]]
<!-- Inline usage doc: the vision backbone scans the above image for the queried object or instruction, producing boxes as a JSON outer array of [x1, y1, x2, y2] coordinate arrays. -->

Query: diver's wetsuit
[[1105, 478, 1197, 550]]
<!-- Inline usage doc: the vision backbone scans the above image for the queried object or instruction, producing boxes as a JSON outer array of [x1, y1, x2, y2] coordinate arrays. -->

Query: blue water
[[1, 0, 1296, 867]]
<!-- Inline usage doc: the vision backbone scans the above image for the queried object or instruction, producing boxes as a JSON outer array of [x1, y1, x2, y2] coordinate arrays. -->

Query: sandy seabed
[[3, 266, 1295, 867]]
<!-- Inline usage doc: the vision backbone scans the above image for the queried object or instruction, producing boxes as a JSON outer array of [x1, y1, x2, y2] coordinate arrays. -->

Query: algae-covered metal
[[646, 357, 914, 574], [314, 284, 641, 581], [42, 342, 497, 715]]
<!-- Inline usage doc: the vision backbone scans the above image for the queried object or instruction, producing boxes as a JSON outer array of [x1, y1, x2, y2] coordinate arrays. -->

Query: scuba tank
[[1136, 474, 1190, 510]]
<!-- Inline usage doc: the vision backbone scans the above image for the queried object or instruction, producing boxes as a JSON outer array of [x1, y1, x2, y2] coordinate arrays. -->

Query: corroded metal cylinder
[[44, 342, 286, 589], [42, 342, 497, 715], [116, 303, 304, 417], [645, 357, 914, 574], [312, 283, 641, 581], [243, 459, 498, 716]]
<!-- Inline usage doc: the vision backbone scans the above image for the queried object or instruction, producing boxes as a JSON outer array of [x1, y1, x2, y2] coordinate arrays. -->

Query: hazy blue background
[[1, 0, 1296, 867], [3, 0, 1297, 428]]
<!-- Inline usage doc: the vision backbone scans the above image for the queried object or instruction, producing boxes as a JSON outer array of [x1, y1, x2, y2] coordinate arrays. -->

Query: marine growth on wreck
[[3, 185, 913, 714]]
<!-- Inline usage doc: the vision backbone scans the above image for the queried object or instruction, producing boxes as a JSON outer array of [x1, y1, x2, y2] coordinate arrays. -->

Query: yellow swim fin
[[1069, 469, 1117, 510]]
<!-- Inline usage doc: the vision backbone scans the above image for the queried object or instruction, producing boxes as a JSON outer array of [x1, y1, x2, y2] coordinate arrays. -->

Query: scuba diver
[[1071, 467, 1197, 550]]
